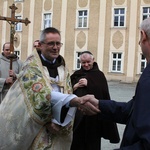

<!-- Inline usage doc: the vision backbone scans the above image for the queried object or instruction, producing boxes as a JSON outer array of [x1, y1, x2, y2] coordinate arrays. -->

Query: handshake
[[70, 95, 100, 115]]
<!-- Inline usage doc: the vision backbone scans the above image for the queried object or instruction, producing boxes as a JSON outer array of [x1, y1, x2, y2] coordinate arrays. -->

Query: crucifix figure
[[0, 3, 30, 69]]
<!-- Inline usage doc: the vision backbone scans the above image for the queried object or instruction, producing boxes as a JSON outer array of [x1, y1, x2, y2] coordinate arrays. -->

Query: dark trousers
[[70, 138, 101, 150]]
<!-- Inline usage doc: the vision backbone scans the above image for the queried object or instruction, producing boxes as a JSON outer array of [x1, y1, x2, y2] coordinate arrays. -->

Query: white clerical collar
[[41, 54, 56, 64]]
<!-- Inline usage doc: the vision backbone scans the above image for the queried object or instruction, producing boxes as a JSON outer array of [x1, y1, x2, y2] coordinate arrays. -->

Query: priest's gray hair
[[40, 27, 61, 43], [140, 17, 150, 39], [79, 51, 94, 60]]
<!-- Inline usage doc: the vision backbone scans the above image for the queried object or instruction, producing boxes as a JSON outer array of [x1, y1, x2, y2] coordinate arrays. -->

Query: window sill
[[74, 27, 89, 31], [15, 30, 22, 32], [110, 27, 127, 30], [107, 72, 124, 75], [14, 0, 24, 2]]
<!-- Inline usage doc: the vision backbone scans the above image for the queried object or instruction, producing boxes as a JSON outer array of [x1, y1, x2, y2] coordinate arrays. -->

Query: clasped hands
[[73, 78, 87, 91], [70, 95, 100, 115]]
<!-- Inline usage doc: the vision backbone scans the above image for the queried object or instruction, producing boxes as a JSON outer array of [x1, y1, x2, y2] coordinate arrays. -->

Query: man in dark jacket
[[80, 17, 150, 150], [70, 51, 120, 150]]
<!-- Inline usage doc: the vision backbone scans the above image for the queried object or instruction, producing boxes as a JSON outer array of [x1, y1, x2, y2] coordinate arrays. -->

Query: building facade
[[0, 0, 149, 83]]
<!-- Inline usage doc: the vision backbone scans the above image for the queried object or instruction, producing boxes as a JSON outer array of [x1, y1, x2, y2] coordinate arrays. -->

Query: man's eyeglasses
[[42, 41, 63, 47]]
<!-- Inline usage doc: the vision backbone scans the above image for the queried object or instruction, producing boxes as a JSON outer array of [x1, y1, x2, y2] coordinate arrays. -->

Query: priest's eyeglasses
[[42, 41, 63, 47]]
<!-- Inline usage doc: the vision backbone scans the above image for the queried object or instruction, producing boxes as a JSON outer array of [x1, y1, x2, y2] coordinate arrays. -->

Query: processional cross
[[0, 3, 30, 69]]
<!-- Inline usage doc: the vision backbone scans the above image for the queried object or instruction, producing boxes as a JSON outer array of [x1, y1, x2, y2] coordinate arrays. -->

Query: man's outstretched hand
[[70, 95, 100, 115], [79, 95, 100, 115]]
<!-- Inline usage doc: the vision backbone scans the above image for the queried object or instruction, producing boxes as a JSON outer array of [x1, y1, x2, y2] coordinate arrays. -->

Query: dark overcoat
[[99, 62, 150, 149], [71, 62, 120, 144]]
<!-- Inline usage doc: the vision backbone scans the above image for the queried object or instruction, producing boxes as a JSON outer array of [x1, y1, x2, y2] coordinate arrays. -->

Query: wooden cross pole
[[0, 3, 30, 70]]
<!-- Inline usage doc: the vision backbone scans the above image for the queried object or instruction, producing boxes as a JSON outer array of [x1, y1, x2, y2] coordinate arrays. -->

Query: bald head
[[2, 42, 11, 58]]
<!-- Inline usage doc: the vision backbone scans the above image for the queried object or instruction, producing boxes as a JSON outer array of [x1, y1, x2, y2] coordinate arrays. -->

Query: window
[[114, 8, 125, 27], [43, 13, 52, 29], [140, 54, 147, 72], [77, 10, 88, 28], [142, 7, 150, 20], [75, 52, 82, 70], [14, 50, 21, 58], [15, 16, 22, 31], [111, 53, 122, 72]]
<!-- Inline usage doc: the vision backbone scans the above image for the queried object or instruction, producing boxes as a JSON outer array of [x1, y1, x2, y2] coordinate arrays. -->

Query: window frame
[[142, 7, 150, 20], [42, 12, 52, 29], [74, 51, 83, 70], [110, 52, 124, 73], [140, 53, 147, 73], [112, 7, 126, 28], [14, 50, 21, 59], [76, 9, 89, 28], [15, 16, 22, 31]]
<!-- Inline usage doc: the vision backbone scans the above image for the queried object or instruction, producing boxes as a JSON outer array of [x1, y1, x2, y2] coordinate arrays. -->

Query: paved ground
[[101, 81, 137, 150]]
